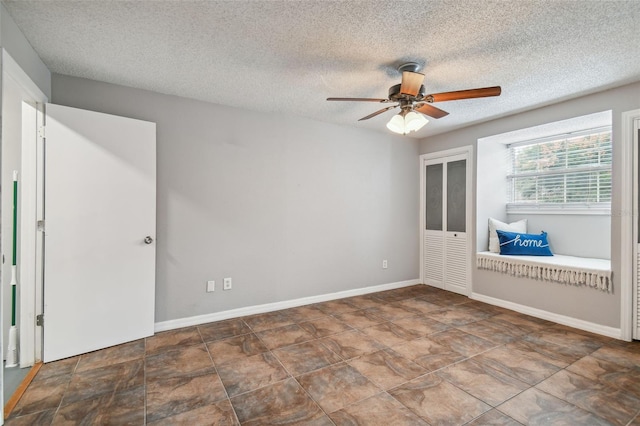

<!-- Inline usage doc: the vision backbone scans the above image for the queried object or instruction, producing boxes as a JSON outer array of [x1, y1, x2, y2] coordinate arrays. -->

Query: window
[[507, 126, 612, 212]]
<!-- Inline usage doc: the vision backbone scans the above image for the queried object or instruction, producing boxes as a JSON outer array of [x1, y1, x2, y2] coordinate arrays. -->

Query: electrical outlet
[[382, 259, 388, 269], [207, 280, 215, 292], [223, 277, 232, 290]]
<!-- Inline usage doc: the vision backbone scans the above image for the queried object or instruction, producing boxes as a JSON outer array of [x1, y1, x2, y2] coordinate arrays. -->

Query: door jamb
[[624, 108, 640, 341], [2, 49, 48, 365]]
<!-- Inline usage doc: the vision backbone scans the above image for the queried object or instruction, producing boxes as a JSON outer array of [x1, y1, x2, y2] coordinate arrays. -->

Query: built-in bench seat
[[476, 251, 612, 293]]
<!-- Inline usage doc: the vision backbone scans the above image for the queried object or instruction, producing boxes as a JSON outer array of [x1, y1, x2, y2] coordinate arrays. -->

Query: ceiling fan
[[327, 62, 501, 134]]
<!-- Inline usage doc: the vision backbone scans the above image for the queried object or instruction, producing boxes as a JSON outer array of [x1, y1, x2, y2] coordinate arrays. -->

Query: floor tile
[[393, 337, 466, 371], [314, 299, 360, 315], [146, 371, 228, 423], [230, 377, 328, 426], [465, 409, 523, 425], [273, 340, 342, 376], [345, 295, 387, 310], [389, 373, 491, 425], [206, 333, 268, 365], [436, 358, 528, 406], [457, 319, 523, 344], [461, 300, 512, 316], [390, 315, 450, 337], [198, 318, 251, 342], [146, 344, 214, 380], [419, 291, 470, 306], [360, 322, 421, 346], [297, 363, 380, 413], [393, 297, 443, 315], [147, 399, 238, 425], [33, 357, 78, 382], [321, 330, 387, 360], [256, 323, 314, 349], [475, 346, 561, 385], [366, 304, 416, 321], [4, 409, 55, 426], [329, 391, 428, 426], [425, 305, 492, 326], [428, 329, 497, 357], [75, 339, 145, 373], [299, 316, 353, 338], [348, 348, 427, 389], [333, 309, 386, 329], [216, 352, 289, 397], [53, 386, 144, 425], [283, 304, 327, 322], [507, 335, 586, 368], [590, 344, 640, 369], [146, 327, 202, 354], [566, 355, 640, 398], [9, 373, 70, 417], [61, 359, 144, 405], [497, 387, 611, 425], [489, 313, 554, 334], [550, 324, 618, 345], [244, 311, 294, 332], [536, 369, 640, 425], [526, 328, 603, 355]]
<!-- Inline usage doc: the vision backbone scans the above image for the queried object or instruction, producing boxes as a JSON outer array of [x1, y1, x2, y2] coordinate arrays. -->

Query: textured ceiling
[[4, 0, 640, 138]]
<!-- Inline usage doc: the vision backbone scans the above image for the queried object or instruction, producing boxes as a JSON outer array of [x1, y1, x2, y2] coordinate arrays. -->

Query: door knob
[[144, 236, 153, 244]]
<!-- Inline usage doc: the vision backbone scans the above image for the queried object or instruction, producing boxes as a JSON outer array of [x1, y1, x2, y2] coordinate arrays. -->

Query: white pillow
[[488, 218, 527, 253]]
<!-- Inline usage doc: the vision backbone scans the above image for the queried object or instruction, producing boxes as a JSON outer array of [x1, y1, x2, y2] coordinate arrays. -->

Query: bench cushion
[[476, 251, 611, 292]]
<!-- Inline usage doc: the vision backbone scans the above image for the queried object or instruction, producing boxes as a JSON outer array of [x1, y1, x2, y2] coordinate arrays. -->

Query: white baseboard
[[155, 279, 421, 332], [470, 292, 622, 340]]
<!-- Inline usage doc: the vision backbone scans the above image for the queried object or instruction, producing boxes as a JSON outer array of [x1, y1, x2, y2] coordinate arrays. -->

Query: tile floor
[[5, 285, 640, 425]]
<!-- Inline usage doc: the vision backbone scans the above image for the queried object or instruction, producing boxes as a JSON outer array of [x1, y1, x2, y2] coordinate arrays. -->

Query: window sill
[[506, 205, 611, 216]]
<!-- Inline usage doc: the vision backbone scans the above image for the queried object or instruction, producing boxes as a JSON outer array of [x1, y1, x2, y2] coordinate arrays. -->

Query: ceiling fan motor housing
[[388, 83, 426, 101]]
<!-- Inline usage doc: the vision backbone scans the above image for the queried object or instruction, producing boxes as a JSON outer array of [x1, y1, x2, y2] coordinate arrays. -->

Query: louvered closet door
[[444, 159, 468, 294], [424, 162, 444, 288], [423, 154, 469, 295]]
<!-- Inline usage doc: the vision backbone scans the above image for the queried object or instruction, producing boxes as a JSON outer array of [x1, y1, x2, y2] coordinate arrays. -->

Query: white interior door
[[43, 104, 156, 362]]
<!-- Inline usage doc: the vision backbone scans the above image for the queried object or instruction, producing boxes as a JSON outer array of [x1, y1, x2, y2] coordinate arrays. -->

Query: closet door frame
[[419, 145, 474, 294]]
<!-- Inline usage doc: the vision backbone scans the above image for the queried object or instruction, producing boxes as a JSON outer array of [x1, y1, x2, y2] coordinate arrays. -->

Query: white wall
[[420, 81, 640, 329], [52, 74, 420, 323]]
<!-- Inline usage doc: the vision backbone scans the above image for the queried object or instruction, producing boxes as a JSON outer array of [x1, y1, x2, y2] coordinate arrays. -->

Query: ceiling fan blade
[[327, 97, 390, 102], [427, 86, 501, 102], [358, 105, 398, 121], [415, 103, 449, 119], [400, 71, 425, 97]]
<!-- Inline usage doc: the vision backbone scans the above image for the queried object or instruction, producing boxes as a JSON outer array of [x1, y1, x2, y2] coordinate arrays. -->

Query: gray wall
[[52, 74, 420, 323], [420, 81, 640, 328], [0, 3, 51, 98]]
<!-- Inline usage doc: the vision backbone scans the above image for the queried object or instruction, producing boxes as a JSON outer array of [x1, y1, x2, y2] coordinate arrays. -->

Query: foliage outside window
[[507, 127, 612, 212]]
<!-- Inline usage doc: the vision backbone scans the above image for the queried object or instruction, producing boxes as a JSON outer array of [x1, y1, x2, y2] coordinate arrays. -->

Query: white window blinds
[[507, 127, 612, 210]]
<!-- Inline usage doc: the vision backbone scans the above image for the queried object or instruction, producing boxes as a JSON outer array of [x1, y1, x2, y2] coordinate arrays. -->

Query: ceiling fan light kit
[[327, 62, 502, 135], [386, 110, 428, 135]]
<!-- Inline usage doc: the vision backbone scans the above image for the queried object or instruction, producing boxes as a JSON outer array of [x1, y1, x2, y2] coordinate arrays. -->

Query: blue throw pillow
[[496, 230, 553, 256]]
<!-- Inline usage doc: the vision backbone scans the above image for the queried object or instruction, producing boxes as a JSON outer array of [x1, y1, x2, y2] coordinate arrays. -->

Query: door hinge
[[38, 125, 45, 138], [37, 220, 45, 232], [36, 314, 44, 327]]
